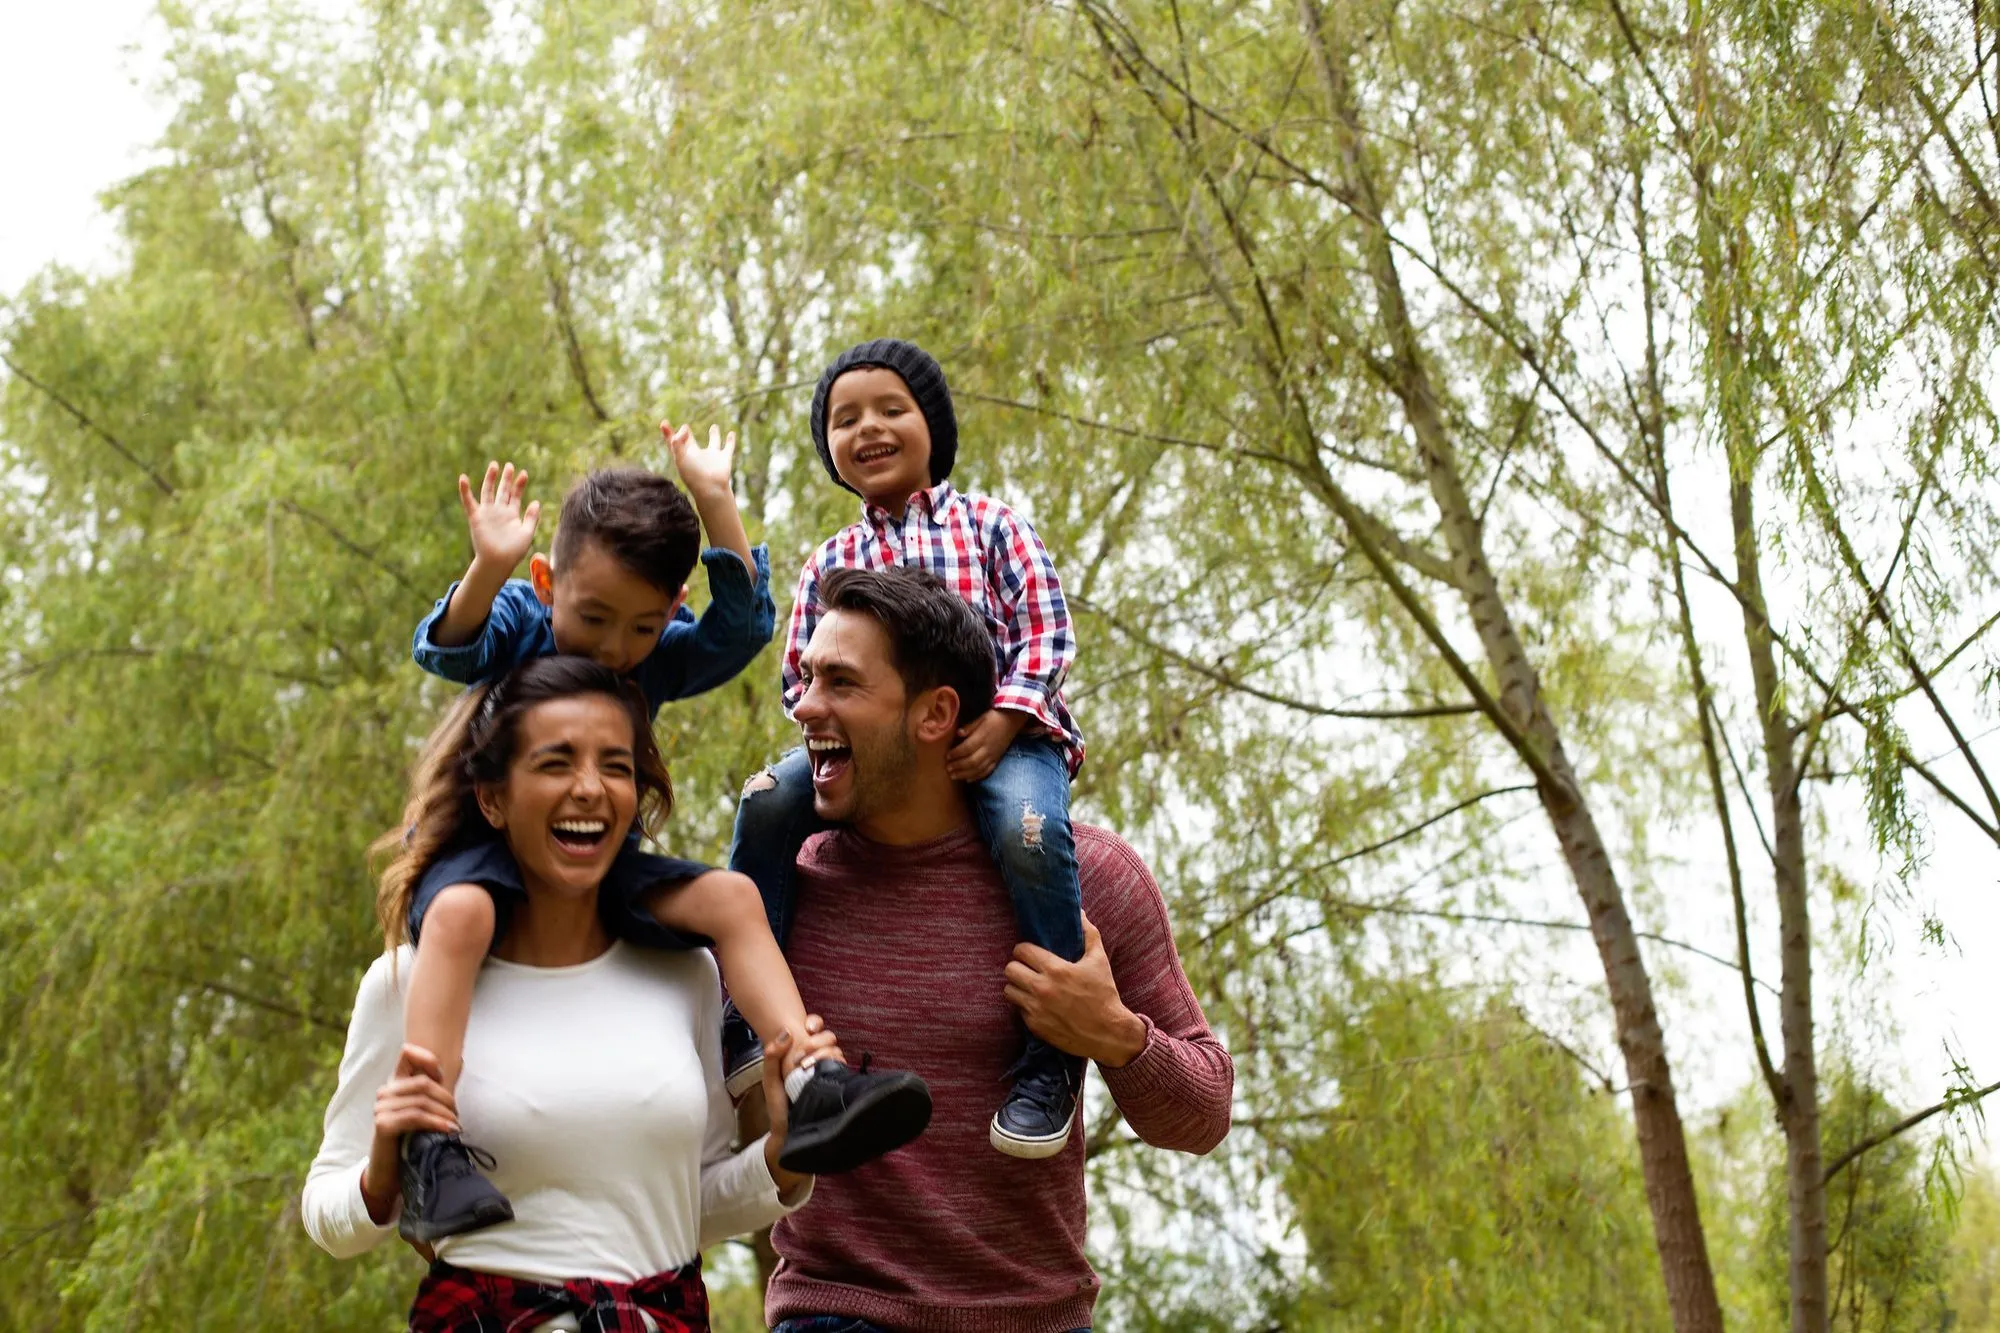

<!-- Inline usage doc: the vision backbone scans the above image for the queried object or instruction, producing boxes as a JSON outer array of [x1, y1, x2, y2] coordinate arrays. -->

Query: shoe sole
[[397, 1196, 515, 1245], [724, 1052, 766, 1100], [989, 1106, 1077, 1159], [778, 1072, 933, 1175]]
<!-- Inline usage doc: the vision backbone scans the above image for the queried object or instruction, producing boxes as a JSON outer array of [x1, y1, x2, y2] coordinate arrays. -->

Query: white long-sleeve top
[[302, 942, 805, 1282]]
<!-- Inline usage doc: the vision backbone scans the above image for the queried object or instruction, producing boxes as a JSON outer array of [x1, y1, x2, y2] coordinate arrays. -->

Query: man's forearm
[[427, 558, 512, 648]]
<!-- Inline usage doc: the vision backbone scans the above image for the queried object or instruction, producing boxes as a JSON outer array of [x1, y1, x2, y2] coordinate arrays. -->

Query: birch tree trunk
[[1299, 3, 1725, 1326]]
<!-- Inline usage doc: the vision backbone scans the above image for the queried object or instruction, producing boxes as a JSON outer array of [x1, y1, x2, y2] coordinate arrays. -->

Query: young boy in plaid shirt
[[729, 338, 1090, 1157]]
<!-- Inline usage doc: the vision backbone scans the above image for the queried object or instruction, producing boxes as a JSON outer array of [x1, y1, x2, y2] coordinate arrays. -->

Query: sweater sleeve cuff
[[1097, 1012, 1175, 1098]]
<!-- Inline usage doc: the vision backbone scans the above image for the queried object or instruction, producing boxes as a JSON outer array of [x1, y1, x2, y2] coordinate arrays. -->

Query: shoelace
[[1001, 1057, 1077, 1113], [420, 1134, 498, 1182]]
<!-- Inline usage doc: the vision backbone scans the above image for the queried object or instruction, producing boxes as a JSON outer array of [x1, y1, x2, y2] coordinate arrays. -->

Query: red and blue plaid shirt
[[408, 1257, 707, 1332], [782, 482, 1083, 775]]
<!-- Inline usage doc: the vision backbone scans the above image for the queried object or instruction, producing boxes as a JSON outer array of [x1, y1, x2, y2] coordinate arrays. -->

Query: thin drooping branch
[[1326, 897, 1781, 996], [1079, 595, 1477, 720], [137, 968, 346, 1034], [1195, 783, 1540, 948], [279, 498, 420, 594], [1632, 153, 1787, 1108], [2, 646, 338, 691], [535, 220, 613, 427], [957, 389, 1305, 475], [1821, 1079, 2000, 1184], [1, 354, 178, 496]]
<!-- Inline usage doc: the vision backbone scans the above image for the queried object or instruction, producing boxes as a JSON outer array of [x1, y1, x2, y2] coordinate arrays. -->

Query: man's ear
[[529, 553, 555, 607], [910, 686, 963, 746], [473, 784, 506, 830]]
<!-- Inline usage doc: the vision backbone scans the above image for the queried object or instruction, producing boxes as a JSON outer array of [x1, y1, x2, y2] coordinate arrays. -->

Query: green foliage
[[1279, 984, 1669, 1330], [6, 0, 2000, 1328]]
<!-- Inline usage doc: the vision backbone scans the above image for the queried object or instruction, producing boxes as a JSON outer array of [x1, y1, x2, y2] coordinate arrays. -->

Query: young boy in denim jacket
[[730, 340, 1089, 1158], [397, 425, 930, 1243]]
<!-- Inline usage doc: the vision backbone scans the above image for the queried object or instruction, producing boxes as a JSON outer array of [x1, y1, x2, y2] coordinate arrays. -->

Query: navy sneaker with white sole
[[990, 1046, 1085, 1159]]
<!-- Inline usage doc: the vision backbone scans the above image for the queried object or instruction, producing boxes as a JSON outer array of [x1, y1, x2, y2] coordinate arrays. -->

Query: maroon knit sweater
[[765, 822, 1234, 1332]]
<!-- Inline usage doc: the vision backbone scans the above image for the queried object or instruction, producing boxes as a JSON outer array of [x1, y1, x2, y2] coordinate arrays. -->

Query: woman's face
[[478, 693, 640, 903]]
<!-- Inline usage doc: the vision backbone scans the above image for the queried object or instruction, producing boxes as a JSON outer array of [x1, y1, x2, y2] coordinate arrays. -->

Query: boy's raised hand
[[662, 421, 737, 499], [458, 461, 541, 573]]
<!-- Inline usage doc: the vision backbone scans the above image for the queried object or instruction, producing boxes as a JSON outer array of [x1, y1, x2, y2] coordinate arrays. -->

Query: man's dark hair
[[820, 567, 995, 723], [552, 467, 701, 596]]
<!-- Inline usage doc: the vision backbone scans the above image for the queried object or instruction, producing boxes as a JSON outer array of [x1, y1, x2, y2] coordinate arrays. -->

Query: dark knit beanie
[[809, 338, 958, 494]]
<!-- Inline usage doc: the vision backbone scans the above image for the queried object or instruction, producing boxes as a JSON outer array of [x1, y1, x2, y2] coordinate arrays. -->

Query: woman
[[304, 656, 830, 1331]]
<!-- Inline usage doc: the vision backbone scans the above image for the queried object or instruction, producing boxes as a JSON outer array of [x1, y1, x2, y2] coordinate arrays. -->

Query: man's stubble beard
[[842, 711, 922, 828]]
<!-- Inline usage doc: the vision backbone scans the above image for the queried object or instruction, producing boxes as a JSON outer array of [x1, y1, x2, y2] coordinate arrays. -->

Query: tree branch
[[1822, 1079, 2000, 1184], [0, 353, 176, 496], [1077, 594, 1477, 720]]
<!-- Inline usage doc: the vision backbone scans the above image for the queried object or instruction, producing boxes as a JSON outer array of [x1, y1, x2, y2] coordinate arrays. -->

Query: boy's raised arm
[[428, 462, 542, 648], [665, 423, 755, 576]]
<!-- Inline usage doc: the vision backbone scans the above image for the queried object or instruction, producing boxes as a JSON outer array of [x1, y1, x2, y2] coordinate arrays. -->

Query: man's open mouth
[[550, 818, 610, 859], [806, 736, 852, 786]]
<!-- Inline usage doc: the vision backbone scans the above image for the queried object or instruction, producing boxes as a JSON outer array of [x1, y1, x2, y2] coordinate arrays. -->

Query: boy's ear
[[667, 584, 689, 620], [528, 554, 555, 607], [910, 686, 963, 746]]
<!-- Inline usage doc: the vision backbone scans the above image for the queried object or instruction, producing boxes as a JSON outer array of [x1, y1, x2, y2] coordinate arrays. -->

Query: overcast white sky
[[3, 2, 1995, 1152]]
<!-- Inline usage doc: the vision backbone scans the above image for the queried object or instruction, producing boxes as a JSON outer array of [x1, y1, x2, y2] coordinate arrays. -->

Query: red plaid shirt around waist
[[408, 1257, 707, 1333]]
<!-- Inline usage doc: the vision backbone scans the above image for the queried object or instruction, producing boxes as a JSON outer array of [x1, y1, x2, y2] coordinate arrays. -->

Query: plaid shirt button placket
[[782, 482, 1085, 776]]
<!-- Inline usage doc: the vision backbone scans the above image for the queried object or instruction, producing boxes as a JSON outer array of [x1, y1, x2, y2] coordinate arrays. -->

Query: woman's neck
[[491, 886, 613, 967]]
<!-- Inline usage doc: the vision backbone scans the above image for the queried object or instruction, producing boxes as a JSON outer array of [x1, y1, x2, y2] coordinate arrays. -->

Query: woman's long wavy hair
[[370, 656, 674, 951]]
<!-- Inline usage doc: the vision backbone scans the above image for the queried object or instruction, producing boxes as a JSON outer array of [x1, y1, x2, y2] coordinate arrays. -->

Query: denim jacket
[[412, 545, 775, 716]]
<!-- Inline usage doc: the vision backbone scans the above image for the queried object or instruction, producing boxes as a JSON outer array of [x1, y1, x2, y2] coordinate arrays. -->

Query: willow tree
[[820, 2, 2000, 1330], [8, 1, 1996, 1329], [0, 3, 923, 1324]]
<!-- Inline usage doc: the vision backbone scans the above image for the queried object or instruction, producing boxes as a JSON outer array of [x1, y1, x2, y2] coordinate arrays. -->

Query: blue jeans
[[731, 737, 1083, 963], [730, 736, 1086, 1085]]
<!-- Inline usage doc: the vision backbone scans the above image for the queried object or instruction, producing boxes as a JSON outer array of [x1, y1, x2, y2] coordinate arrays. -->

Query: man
[[760, 565, 1234, 1333]]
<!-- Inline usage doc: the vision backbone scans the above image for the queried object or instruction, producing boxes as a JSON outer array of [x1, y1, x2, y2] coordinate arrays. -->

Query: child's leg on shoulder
[[405, 843, 520, 1088], [649, 867, 816, 1068], [968, 737, 1083, 963], [726, 747, 828, 951], [599, 843, 819, 1079], [407, 887, 494, 1089]]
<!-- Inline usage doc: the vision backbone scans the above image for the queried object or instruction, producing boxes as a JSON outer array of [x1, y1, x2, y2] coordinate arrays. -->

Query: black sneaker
[[721, 999, 765, 1100], [398, 1131, 514, 1244], [776, 1057, 933, 1175], [990, 1045, 1084, 1159]]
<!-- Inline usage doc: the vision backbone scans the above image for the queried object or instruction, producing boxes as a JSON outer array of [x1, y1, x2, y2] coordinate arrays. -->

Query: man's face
[[793, 609, 920, 824], [543, 538, 679, 676]]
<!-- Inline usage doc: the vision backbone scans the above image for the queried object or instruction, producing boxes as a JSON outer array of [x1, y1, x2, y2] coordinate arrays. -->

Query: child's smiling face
[[826, 367, 933, 507], [536, 538, 683, 676]]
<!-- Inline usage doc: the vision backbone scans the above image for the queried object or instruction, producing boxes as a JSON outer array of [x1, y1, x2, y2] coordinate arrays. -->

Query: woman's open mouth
[[549, 818, 610, 861], [806, 736, 852, 790]]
